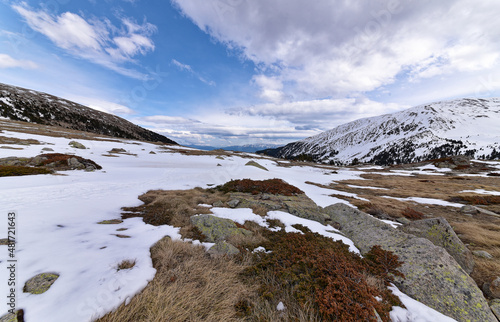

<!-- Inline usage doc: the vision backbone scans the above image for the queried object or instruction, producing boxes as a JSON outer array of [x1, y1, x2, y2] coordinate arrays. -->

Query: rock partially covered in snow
[[324, 203, 496, 322]]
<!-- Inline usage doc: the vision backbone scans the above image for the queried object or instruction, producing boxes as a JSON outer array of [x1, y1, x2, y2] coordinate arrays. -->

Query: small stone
[[473, 250, 493, 259], [213, 201, 224, 207], [149, 151, 156, 154], [261, 193, 271, 200], [396, 217, 411, 225], [245, 160, 268, 171], [42, 147, 54, 151], [23, 273, 59, 294], [69, 141, 86, 149], [217, 163, 222, 167], [461, 205, 478, 214], [208, 241, 240, 256], [227, 199, 240, 208], [276, 302, 286, 311], [109, 148, 127, 153]]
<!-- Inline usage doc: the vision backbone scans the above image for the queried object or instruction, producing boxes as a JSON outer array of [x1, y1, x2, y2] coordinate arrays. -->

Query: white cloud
[[12, 4, 156, 79], [71, 96, 135, 115], [0, 53, 38, 69], [172, 59, 216, 86], [173, 0, 500, 100]]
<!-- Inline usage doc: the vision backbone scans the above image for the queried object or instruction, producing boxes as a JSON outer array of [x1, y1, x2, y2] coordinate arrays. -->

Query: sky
[[1, 0, 500, 146]]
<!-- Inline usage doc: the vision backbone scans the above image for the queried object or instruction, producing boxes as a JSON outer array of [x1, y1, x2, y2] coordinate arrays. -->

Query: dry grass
[[97, 238, 252, 322], [121, 188, 229, 239], [117, 259, 136, 271]]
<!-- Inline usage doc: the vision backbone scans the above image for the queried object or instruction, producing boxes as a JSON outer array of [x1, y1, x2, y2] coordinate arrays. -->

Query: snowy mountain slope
[[0, 83, 177, 144], [263, 98, 500, 165], [0, 121, 463, 322]]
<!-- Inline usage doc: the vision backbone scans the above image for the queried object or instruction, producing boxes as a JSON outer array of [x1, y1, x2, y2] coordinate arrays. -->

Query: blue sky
[[1, 0, 500, 146]]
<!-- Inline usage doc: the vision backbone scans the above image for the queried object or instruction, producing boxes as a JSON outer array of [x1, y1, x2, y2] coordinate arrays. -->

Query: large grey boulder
[[324, 203, 496, 322], [399, 217, 474, 274], [190, 214, 251, 242], [23, 272, 59, 294]]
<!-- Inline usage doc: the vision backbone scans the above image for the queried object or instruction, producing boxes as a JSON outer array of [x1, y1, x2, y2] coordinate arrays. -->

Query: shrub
[[449, 195, 500, 205], [0, 165, 52, 177], [243, 228, 403, 321], [217, 179, 304, 196], [401, 207, 425, 220]]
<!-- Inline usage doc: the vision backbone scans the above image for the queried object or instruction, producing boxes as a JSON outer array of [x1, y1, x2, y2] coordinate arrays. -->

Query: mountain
[[0, 83, 177, 144], [259, 98, 500, 165], [187, 143, 282, 153]]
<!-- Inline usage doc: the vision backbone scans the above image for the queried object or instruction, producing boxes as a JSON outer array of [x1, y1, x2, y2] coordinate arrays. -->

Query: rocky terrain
[[260, 98, 500, 165], [0, 83, 176, 144]]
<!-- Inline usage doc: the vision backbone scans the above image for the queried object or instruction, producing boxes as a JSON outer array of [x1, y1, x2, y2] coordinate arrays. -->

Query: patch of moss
[[0, 165, 52, 177]]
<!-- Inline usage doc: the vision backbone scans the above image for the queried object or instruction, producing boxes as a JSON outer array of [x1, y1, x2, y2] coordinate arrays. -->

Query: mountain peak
[[261, 97, 500, 165]]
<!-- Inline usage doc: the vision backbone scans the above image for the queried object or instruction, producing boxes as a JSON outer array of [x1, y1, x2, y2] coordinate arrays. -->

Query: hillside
[[261, 98, 500, 165], [0, 83, 177, 144]]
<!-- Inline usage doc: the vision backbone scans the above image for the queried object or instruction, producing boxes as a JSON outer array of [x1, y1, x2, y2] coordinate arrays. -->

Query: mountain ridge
[[259, 98, 500, 165], [0, 83, 177, 144]]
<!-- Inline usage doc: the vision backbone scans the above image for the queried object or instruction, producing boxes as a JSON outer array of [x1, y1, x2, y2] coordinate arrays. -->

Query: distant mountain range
[[259, 98, 500, 165], [0, 83, 177, 144], [188, 143, 282, 153]]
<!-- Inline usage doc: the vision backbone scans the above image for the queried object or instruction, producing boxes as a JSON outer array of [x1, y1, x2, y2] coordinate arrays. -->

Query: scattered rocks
[[23, 273, 59, 294], [69, 141, 86, 149], [208, 241, 240, 256], [245, 160, 268, 171], [473, 250, 493, 259], [323, 203, 496, 322], [0, 153, 102, 172], [190, 214, 252, 243], [399, 217, 474, 274]]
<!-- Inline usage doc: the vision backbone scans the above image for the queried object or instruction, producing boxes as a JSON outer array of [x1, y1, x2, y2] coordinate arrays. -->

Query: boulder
[[208, 241, 240, 256], [68, 141, 86, 149], [323, 203, 496, 322], [461, 205, 478, 215], [190, 214, 252, 242], [399, 217, 474, 274], [23, 272, 59, 294]]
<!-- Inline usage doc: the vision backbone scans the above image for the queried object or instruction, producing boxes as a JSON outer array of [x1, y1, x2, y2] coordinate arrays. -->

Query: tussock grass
[[97, 238, 251, 322]]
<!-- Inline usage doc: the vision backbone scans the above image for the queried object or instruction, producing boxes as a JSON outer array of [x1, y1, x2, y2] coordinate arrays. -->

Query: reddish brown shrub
[[218, 179, 304, 196], [243, 227, 403, 321], [401, 207, 425, 220], [449, 195, 500, 205]]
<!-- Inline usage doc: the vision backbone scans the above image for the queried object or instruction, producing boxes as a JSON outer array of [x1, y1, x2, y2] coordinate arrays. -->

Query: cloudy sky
[[1, 0, 500, 146]]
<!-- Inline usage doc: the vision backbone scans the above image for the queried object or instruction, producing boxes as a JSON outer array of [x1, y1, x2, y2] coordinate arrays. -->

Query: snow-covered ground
[[0, 130, 458, 321]]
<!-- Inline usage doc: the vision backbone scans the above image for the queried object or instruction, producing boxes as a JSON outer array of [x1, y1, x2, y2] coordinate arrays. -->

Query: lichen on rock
[[190, 214, 252, 243], [23, 272, 59, 294]]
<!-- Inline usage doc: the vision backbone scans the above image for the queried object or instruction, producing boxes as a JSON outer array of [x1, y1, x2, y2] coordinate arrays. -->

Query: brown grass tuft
[[401, 207, 425, 220], [117, 259, 136, 271], [0, 165, 52, 177], [97, 238, 252, 322]]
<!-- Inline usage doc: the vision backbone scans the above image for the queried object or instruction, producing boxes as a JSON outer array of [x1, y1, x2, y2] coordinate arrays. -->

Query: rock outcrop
[[23, 273, 59, 294], [399, 217, 474, 274], [323, 203, 496, 322], [190, 214, 252, 243]]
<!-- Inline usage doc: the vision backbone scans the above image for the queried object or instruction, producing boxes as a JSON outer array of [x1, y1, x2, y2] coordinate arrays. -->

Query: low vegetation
[[0, 165, 52, 177], [100, 183, 406, 321], [217, 178, 304, 196]]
